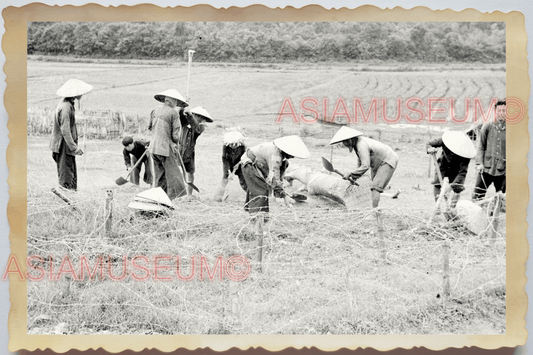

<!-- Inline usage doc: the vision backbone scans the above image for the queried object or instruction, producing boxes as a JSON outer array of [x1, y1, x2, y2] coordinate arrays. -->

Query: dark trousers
[[472, 172, 506, 201], [130, 155, 153, 186], [152, 153, 187, 200], [52, 141, 77, 191], [242, 164, 269, 214]]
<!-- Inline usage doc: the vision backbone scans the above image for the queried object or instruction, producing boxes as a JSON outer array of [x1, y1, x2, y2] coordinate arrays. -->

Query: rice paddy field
[[26, 57, 506, 335]]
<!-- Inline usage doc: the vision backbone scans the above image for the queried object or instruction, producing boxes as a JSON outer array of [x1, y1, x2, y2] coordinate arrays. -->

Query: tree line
[[27, 21, 505, 63]]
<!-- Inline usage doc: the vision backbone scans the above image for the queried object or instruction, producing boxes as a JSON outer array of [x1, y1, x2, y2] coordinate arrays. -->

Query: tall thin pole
[[186, 50, 195, 103]]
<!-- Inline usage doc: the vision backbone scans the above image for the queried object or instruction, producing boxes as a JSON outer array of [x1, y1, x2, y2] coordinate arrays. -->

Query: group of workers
[[50, 78, 506, 229], [426, 99, 506, 215]]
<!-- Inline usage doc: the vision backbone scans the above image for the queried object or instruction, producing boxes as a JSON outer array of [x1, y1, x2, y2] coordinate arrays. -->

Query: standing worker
[[472, 99, 506, 201], [148, 89, 188, 200], [49, 78, 93, 191], [426, 130, 476, 211], [178, 106, 213, 198], [329, 126, 399, 208], [121, 136, 152, 186]]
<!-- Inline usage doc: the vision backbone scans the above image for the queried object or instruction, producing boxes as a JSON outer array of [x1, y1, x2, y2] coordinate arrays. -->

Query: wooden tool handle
[[125, 150, 148, 180]]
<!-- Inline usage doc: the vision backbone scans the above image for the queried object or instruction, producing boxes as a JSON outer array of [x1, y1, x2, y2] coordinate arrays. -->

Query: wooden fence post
[[256, 215, 264, 273], [442, 241, 451, 302], [149, 153, 156, 188], [105, 189, 114, 238], [490, 192, 502, 243], [376, 209, 386, 260], [330, 130, 334, 164]]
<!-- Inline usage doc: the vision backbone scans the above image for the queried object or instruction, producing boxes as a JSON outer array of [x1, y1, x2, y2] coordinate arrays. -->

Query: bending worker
[[215, 128, 248, 201], [122, 136, 152, 186], [426, 130, 476, 211], [179, 106, 213, 197], [240, 135, 310, 236], [329, 126, 399, 208]]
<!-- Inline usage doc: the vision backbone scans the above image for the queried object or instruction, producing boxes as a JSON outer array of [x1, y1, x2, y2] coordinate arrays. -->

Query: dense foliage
[[27, 22, 505, 63]]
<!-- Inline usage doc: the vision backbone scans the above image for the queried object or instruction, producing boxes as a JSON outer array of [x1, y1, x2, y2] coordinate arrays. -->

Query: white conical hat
[[154, 89, 187, 106], [191, 106, 213, 122], [329, 126, 364, 145], [134, 187, 174, 208], [128, 200, 169, 212], [223, 130, 245, 146], [56, 79, 93, 97], [273, 135, 310, 159], [442, 130, 476, 159]]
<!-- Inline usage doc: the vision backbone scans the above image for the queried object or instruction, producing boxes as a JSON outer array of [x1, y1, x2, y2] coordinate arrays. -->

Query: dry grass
[[27, 133, 505, 335], [27, 183, 505, 335]]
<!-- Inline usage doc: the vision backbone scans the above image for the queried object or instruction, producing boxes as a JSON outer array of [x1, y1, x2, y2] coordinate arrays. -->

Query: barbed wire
[[26, 179, 505, 335]]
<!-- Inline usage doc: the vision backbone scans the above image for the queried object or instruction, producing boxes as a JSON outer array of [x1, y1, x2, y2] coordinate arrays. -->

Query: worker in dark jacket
[[472, 99, 506, 201], [215, 129, 247, 201], [122, 136, 152, 186], [49, 79, 93, 191], [179, 106, 213, 197], [426, 130, 476, 209], [148, 89, 188, 200]]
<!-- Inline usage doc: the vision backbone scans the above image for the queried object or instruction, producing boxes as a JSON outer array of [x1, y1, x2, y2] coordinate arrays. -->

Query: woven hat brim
[[329, 126, 364, 145], [193, 113, 213, 123], [56, 79, 93, 97], [128, 201, 170, 211], [273, 135, 310, 159], [442, 131, 477, 159], [154, 89, 187, 106], [191, 107, 213, 122]]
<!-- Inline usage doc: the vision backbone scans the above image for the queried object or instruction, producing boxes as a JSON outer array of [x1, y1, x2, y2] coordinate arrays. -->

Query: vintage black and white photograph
[[26, 21, 507, 336]]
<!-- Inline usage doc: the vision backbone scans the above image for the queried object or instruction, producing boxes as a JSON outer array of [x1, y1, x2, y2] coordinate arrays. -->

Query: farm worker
[[426, 130, 476, 210], [472, 99, 506, 201], [148, 89, 189, 200], [240, 135, 310, 241], [241, 135, 310, 213], [178, 106, 213, 197], [215, 128, 248, 201], [49, 78, 93, 191], [329, 126, 399, 208], [121, 136, 152, 186]]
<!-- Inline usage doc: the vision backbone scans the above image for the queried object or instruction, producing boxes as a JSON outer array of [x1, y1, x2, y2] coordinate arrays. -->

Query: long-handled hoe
[[115, 150, 148, 186]]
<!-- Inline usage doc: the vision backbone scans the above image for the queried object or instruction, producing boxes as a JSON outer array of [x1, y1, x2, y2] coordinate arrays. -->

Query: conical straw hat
[[273, 135, 310, 159], [56, 79, 93, 97], [329, 126, 364, 145], [442, 130, 476, 159], [134, 187, 174, 208], [154, 89, 187, 106], [128, 200, 169, 212], [191, 106, 213, 122], [223, 130, 245, 146]]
